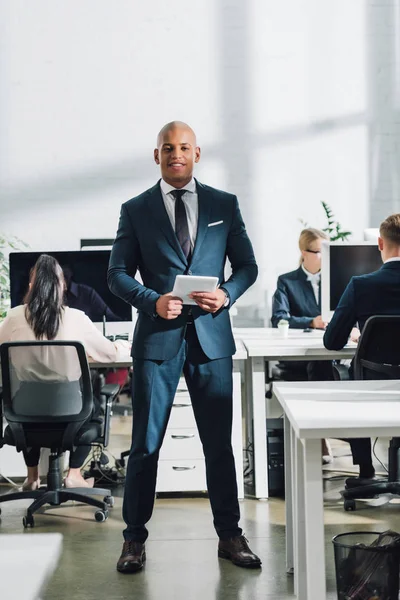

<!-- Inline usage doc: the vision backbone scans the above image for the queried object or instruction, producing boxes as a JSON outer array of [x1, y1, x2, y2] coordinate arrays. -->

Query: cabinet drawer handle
[[172, 403, 191, 408], [172, 465, 196, 471], [171, 434, 195, 440]]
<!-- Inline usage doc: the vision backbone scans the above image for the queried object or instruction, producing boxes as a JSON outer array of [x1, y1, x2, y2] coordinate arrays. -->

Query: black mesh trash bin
[[332, 531, 400, 600]]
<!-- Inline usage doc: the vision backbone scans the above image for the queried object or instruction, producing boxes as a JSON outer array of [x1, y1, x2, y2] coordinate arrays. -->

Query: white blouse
[[0, 305, 127, 383]]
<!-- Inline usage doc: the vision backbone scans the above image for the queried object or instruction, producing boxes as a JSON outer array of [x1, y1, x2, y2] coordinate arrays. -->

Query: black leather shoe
[[218, 535, 261, 568], [345, 476, 377, 489], [117, 541, 146, 573]]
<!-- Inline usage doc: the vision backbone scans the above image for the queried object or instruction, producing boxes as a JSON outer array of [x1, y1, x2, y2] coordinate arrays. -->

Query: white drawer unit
[[159, 428, 203, 460], [156, 459, 207, 493], [168, 397, 196, 429], [176, 378, 188, 392], [157, 389, 203, 492], [156, 363, 244, 497]]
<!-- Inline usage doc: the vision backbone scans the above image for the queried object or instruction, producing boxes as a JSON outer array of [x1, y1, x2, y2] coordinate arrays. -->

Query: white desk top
[[233, 327, 324, 340], [0, 533, 62, 600], [89, 337, 248, 368], [274, 379, 400, 439], [233, 327, 356, 360]]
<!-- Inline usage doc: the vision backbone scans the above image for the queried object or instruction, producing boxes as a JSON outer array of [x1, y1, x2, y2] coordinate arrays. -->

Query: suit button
[[188, 270, 193, 275]]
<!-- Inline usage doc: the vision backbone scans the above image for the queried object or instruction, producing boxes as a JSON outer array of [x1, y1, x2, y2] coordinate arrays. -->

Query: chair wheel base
[[23, 515, 35, 528], [94, 509, 108, 522], [344, 499, 356, 512]]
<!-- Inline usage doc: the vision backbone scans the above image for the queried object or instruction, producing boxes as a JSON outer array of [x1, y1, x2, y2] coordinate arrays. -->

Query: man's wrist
[[220, 287, 230, 308], [153, 295, 161, 319]]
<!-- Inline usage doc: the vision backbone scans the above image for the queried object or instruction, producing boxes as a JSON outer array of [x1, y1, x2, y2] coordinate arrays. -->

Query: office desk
[[89, 339, 247, 497], [233, 328, 357, 499], [273, 380, 400, 600], [88, 337, 248, 368], [1, 533, 62, 600]]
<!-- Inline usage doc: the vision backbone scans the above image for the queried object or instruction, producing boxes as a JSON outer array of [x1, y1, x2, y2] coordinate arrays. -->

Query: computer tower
[[267, 418, 285, 497]]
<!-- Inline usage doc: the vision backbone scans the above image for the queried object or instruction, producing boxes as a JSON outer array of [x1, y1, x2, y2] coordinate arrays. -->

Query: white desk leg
[[295, 436, 307, 599], [284, 415, 294, 575], [232, 362, 244, 499], [246, 356, 268, 499], [302, 438, 326, 600], [291, 427, 299, 595]]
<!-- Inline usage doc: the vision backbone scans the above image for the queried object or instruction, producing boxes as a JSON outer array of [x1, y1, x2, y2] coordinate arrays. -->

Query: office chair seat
[[0, 341, 119, 528], [3, 421, 102, 448], [336, 316, 400, 511]]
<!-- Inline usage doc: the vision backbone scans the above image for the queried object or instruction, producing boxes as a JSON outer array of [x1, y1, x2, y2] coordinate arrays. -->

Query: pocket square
[[208, 220, 223, 227]]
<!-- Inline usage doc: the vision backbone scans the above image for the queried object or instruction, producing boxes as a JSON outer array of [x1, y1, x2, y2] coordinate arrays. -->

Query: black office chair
[[0, 341, 119, 528], [334, 316, 400, 511]]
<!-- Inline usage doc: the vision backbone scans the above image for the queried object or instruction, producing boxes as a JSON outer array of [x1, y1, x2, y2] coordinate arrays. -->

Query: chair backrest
[[0, 341, 94, 451], [354, 316, 400, 380]]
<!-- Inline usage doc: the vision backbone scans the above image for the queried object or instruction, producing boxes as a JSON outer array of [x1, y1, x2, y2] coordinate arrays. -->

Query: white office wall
[[368, 2, 400, 226], [0, 1, 380, 322]]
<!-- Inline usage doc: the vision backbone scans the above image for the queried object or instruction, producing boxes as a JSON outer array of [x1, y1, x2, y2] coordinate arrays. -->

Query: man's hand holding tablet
[[156, 275, 227, 319], [155, 293, 183, 320], [189, 289, 227, 313]]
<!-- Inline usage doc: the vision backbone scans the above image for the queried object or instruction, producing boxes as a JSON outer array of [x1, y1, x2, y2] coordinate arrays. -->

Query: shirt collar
[[384, 257, 400, 264], [160, 177, 196, 197], [301, 264, 321, 282]]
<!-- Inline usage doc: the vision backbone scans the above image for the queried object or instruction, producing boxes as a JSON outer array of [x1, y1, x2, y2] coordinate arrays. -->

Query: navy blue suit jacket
[[324, 261, 400, 350], [271, 267, 320, 329], [108, 180, 257, 360]]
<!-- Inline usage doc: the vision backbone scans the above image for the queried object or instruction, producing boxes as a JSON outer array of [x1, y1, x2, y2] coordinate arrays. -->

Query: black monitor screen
[[330, 245, 382, 311], [10, 250, 132, 322]]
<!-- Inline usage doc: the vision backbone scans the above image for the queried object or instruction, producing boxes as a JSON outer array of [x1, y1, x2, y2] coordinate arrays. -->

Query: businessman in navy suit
[[108, 122, 259, 573], [324, 214, 400, 486]]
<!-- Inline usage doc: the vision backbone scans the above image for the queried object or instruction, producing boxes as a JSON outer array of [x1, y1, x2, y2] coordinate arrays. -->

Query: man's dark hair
[[380, 214, 400, 245], [24, 254, 65, 339]]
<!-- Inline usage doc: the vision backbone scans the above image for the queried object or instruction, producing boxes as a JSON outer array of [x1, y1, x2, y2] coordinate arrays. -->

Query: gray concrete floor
[[2, 413, 400, 599]]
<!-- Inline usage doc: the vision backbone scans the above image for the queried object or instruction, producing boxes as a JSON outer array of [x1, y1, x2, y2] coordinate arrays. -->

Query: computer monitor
[[321, 242, 382, 321], [9, 250, 133, 335], [363, 228, 380, 242]]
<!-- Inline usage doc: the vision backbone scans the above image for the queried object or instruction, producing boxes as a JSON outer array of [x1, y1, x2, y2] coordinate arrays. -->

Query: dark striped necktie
[[171, 189, 191, 260]]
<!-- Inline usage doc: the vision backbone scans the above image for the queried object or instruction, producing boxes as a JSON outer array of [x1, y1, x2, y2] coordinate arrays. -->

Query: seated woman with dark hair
[[0, 254, 128, 490]]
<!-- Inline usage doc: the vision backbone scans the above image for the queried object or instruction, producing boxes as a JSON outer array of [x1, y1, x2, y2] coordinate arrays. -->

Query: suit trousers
[[122, 323, 241, 543]]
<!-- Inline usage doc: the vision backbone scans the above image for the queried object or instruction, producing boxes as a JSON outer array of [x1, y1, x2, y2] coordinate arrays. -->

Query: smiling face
[[154, 123, 201, 188]]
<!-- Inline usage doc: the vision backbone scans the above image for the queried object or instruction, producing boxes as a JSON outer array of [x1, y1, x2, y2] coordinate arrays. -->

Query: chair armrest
[[0, 388, 3, 448], [332, 363, 350, 381], [100, 383, 120, 400], [98, 384, 120, 448]]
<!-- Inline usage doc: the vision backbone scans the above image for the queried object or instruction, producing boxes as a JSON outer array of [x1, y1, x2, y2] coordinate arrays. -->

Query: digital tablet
[[172, 275, 219, 305]]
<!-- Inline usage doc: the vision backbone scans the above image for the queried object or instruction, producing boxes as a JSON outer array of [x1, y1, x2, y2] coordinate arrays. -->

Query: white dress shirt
[[160, 178, 198, 251], [384, 257, 400, 263], [159, 178, 229, 307], [301, 264, 321, 304]]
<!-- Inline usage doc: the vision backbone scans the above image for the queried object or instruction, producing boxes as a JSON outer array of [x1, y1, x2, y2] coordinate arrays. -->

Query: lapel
[[296, 267, 319, 311], [190, 179, 212, 265], [146, 181, 188, 266]]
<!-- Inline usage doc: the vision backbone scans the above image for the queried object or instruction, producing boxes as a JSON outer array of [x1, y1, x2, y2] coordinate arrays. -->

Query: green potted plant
[[299, 202, 352, 242], [321, 202, 352, 242], [0, 234, 28, 320]]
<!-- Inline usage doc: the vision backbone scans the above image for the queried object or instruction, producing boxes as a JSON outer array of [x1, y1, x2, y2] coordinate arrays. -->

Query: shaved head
[[157, 121, 197, 147], [154, 121, 201, 188]]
